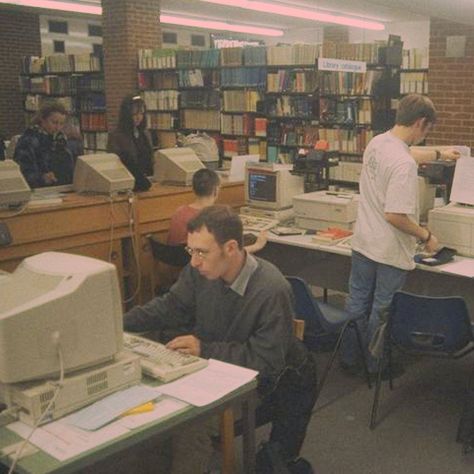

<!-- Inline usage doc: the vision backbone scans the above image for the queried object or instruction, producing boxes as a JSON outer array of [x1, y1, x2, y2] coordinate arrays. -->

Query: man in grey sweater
[[124, 205, 317, 474]]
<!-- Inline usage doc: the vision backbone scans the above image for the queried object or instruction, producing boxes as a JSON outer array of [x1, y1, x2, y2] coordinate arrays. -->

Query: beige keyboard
[[123, 332, 208, 382], [239, 214, 279, 232]]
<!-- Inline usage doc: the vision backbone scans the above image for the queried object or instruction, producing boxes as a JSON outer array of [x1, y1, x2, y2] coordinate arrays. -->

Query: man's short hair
[[187, 205, 243, 249], [395, 94, 437, 127], [192, 168, 220, 197]]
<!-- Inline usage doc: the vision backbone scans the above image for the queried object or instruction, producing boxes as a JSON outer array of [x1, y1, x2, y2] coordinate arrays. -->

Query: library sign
[[318, 58, 367, 74]]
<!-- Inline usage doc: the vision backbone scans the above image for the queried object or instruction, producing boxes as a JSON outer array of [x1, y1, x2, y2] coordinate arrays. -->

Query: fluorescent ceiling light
[[0, 0, 101, 15], [1, 1, 284, 37], [197, 0, 385, 31], [161, 14, 284, 37]]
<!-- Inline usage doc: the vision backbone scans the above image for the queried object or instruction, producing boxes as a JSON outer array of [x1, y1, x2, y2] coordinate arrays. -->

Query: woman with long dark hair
[[107, 94, 154, 191]]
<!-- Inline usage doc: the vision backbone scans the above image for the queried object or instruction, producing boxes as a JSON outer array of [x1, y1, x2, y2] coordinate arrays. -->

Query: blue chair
[[286, 276, 372, 399], [370, 291, 474, 430]]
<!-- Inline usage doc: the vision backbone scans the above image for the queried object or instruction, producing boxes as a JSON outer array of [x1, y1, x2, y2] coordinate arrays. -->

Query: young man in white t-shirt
[[341, 94, 451, 375]]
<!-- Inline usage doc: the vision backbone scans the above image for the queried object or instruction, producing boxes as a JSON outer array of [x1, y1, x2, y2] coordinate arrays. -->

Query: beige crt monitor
[[154, 147, 205, 186], [73, 153, 135, 194], [0, 160, 31, 206]]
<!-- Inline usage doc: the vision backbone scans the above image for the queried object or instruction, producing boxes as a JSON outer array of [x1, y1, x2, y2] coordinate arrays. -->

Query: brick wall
[[0, 7, 41, 138], [323, 25, 349, 44], [102, 0, 161, 131], [427, 18, 474, 148]]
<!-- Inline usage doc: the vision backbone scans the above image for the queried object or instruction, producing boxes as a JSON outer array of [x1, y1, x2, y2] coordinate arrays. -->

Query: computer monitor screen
[[0, 160, 31, 207], [154, 147, 205, 186], [0, 252, 123, 384], [73, 153, 135, 194], [245, 165, 304, 210]]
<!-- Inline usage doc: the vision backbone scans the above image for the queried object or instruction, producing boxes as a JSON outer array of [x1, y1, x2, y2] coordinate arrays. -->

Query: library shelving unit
[[137, 41, 402, 178], [19, 54, 107, 153], [219, 47, 267, 163], [400, 68, 428, 95]]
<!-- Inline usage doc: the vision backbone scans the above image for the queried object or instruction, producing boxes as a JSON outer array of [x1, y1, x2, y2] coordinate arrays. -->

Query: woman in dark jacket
[[107, 95, 154, 192], [14, 103, 75, 188]]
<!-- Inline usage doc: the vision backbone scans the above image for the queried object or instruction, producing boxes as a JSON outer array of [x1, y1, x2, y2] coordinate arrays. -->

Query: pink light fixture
[[198, 0, 385, 31], [0, 0, 101, 15], [160, 14, 284, 37]]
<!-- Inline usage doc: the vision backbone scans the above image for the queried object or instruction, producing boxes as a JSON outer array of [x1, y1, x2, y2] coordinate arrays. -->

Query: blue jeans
[[342, 251, 408, 373]]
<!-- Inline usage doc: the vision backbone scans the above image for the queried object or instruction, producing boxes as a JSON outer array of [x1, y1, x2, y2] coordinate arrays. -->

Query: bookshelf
[[136, 42, 401, 177], [19, 54, 107, 153]]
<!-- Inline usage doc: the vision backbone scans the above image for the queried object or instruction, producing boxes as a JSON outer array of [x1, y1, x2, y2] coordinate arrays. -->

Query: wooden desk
[[0, 380, 257, 474], [260, 234, 474, 316], [0, 180, 244, 304]]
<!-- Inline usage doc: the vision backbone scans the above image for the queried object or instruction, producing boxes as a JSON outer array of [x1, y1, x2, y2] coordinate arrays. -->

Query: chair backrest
[[148, 236, 190, 267], [286, 276, 327, 335], [389, 291, 474, 354]]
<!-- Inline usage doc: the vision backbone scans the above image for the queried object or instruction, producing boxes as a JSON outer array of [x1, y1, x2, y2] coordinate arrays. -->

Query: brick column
[[102, 0, 161, 131], [427, 18, 474, 148], [323, 25, 349, 44], [0, 7, 40, 138]]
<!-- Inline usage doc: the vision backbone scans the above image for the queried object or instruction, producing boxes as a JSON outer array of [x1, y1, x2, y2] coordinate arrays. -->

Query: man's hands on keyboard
[[123, 332, 208, 383]]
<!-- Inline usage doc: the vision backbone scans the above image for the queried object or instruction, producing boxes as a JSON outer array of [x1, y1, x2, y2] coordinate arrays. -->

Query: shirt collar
[[228, 252, 258, 296]]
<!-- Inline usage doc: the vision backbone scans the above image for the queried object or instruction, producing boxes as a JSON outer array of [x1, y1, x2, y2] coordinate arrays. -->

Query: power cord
[[7, 334, 65, 474]]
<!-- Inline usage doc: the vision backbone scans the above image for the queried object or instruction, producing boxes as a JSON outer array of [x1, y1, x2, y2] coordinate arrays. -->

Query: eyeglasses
[[185, 246, 210, 260]]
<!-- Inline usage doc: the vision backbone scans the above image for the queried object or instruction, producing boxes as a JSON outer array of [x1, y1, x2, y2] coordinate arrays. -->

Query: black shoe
[[287, 457, 314, 473], [339, 361, 363, 376], [368, 362, 405, 383]]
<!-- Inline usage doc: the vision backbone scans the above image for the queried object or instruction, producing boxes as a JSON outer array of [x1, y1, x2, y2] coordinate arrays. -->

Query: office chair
[[148, 235, 190, 295], [370, 291, 474, 431], [286, 276, 372, 399]]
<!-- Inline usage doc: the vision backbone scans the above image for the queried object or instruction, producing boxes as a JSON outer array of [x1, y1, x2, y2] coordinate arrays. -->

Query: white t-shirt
[[351, 131, 419, 270]]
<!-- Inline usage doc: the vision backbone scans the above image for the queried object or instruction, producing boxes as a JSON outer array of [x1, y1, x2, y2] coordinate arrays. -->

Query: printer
[[428, 155, 474, 256], [293, 190, 359, 231]]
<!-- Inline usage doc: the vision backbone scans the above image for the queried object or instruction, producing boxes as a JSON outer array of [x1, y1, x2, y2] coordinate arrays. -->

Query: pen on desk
[[121, 401, 155, 416]]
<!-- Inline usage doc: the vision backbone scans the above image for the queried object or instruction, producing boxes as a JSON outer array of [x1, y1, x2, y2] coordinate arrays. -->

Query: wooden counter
[[0, 180, 244, 304]]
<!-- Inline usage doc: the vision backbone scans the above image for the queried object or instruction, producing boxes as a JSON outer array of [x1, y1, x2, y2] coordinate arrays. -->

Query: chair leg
[[350, 321, 372, 389], [387, 339, 394, 391], [370, 354, 385, 430]]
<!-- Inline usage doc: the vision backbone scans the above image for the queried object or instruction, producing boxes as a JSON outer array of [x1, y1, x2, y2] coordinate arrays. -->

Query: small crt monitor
[[245, 163, 304, 210], [154, 147, 205, 186], [0, 252, 124, 384], [73, 153, 135, 194], [0, 160, 31, 207]]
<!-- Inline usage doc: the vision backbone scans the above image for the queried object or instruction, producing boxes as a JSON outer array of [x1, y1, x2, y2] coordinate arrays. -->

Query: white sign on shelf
[[318, 58, 367, 73]]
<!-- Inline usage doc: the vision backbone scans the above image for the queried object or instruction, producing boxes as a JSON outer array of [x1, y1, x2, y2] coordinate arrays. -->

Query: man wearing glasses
[[124, 205, 317, 474]]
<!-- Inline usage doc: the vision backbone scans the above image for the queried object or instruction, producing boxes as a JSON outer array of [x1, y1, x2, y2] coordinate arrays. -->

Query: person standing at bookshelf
[[107, 94, 154, 192], [14, 102, 75, 188], [341, 94, 459, 376]]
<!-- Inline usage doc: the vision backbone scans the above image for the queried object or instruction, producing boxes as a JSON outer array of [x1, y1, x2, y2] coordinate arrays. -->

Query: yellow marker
[[122, 401, 154, 416]]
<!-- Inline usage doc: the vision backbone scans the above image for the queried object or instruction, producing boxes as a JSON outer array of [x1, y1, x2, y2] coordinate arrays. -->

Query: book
[[312, 228, 353, 245]]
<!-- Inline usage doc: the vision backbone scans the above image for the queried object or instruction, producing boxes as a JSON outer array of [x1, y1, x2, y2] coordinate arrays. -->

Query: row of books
[[266, 96, 317, 118], [181, 109, 220, 131], [267, 44, 320, 66], [222, 90, 263, 112], [180, 90, 220, 109], [78, 93, 106, 112], [142, 90, 179, 111], [176, 49, 220, 68], [320, 70, 385, 96], [267, 123, 319, 147], [19, 74, 104, 95], [24, 94, 74, 112], [220, 67, 266, 88], [222, 137, 266, 158], [83, 132, 108, 151], [146, 111, 179, 130], [402, 48, 429, 70], [220, 113, 255, 136], [320, 42, 385, 64], [80, 112, 107, 132], [138, 71, 178, 90], [178, 69, 219, 88], [267, 145, 298, 164], [267, 69, 319, 93], [219, 46, 267, 66], [318, 127, 374, 154], [21, 54, 102, 74], [319, 98, 373, 125], [400, 71, 428, 94], [138, 49, 176, 70]]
